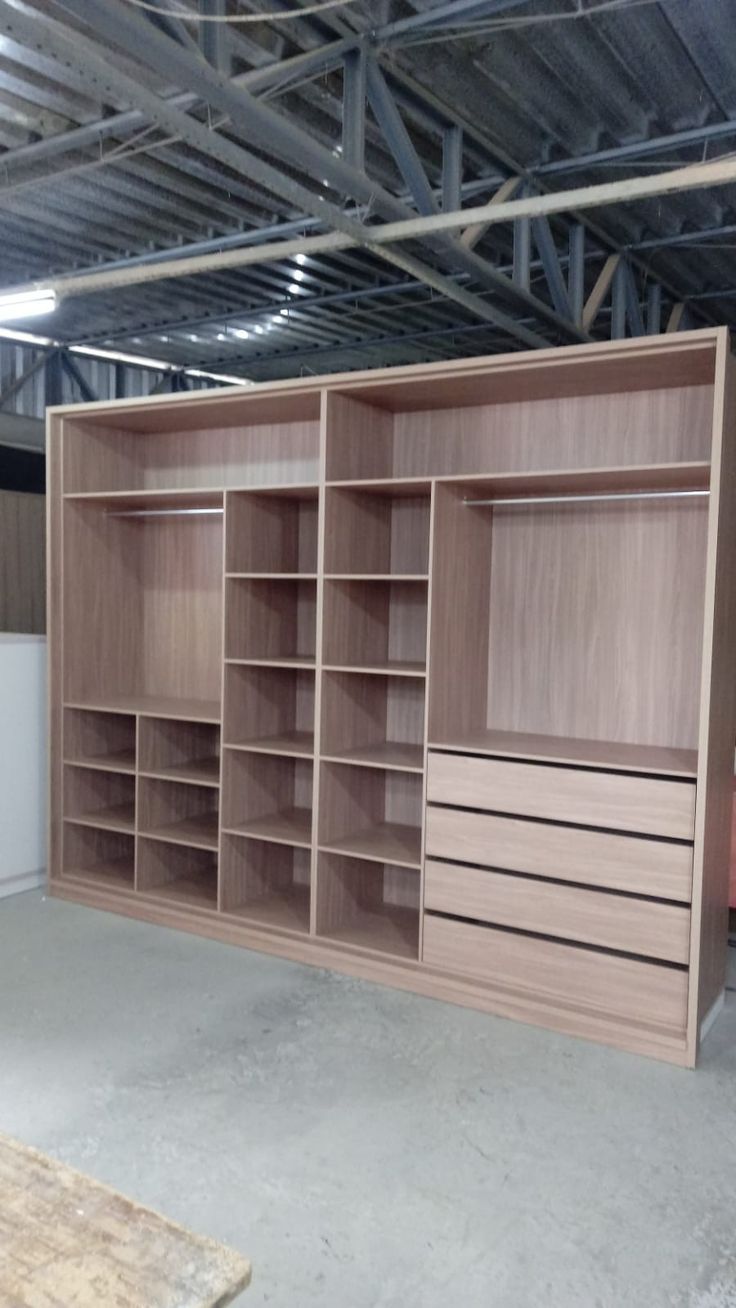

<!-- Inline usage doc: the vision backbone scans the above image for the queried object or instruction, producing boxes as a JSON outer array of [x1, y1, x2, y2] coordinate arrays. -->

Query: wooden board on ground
[[0, 1133, 251, 1307]]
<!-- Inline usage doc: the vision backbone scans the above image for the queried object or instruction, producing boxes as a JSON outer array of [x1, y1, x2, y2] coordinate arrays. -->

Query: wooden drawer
[[425, 806, 692, 902], [422, 914, 688, 1035], [427, 751, 696, 840], [425, 859, 690, 964]]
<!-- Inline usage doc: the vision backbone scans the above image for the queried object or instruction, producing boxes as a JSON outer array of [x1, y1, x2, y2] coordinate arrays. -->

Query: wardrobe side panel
[[690, 341, 736, 1044], [47, 415, 64, 884]]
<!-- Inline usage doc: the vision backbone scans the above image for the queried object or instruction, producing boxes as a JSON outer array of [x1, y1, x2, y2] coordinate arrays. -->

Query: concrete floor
[[1, 892, 735, 1308]]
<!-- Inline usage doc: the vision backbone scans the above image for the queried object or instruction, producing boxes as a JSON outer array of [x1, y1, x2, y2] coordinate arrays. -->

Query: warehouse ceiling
[[1, 0, 736, 384]]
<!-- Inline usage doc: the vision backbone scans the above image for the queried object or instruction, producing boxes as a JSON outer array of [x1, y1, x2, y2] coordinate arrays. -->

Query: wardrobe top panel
[[48, 329, 723, 432]]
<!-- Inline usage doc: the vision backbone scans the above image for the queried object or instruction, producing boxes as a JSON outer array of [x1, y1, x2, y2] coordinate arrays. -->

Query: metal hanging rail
[[463, 489, 710, 509], [106, 507, 224, 519]]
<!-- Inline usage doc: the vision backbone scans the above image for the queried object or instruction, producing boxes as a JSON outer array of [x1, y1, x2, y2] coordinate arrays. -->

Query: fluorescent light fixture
[[288, 283, 301, 294], [0, 326, 54, 346], [293, 268, 306, 281], [232, 328, 250, 339], [279, 307, 289, 316], [295, 254, 308, 266], [254, 324, 264, 335], [187, 368, 251, 386], [0, 286, 57, 324]]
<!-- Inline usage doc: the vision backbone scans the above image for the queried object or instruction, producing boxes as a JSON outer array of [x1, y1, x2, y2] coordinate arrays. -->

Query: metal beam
[[531, 216, 572, 320], [646, 283, 662, 336], [365, 59, 437, 215], [0, 355, 46, 410], [567, 224, 585, 329], [44, 351, 63, 407], [376, 0, 533, 42], [460, 176, 520, 249], [583, 254, 620, 331], [342, 48, 366, 173], [59, 351, 98, 403], [442, 124, 463, 214], [200, 0, 230, 73]]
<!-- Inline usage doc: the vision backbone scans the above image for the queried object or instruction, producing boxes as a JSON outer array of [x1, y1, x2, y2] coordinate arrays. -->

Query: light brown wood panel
[[221, 749, 312, 845], [486, 495, 708, 749], [324, 391, 394, 482], [137, 837, 218, 908], [321, 670, 424, 766], [46, 414, 63, 883], [225, 577, 316, 663], [138, 777, 219, 850], [223, 663, 314, 752], [141, 514, 223, 702], [138, 718, 220, 785], [63, 766, 136, 833], [425, 805, 693, 901], [425, 859, 691, 963], [324, 487, 430, 575], [422, 914, 688, 1034], [322, 578, 427, 671], [0, 490, 45, 634], [220, 834, 310, 934], [315, 851, 419, 958], [225, 488, 318, 574], [427, 481, 492, 741], [64, 708, 136, 773], [427, 751, 696, 839], [392, 385, 713, 479], [427, 728, 697, 777], [62, 823, 135, 890], [319, 761, 422, 866], [65, 417, 320, 492], [690, 342, 736, 1039]]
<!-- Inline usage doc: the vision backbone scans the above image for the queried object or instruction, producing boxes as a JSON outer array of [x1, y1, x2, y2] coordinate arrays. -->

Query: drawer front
[[425, 859, 691, 964], [423, 914, 688, 1034], [427, 752, 696, 840], [425, 806, 692, 902]]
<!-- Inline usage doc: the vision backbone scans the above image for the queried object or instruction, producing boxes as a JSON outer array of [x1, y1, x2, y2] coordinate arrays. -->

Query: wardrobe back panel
[[392, 385, 713, 479], [63, 505, 142, 700], [64, 420, 320, 493], [486, 498, 709, 749], [140, 516, 223, 702]]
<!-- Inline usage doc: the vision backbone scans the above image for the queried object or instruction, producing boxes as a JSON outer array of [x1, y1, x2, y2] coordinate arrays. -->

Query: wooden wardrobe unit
[[47, 329, 736, 1066]]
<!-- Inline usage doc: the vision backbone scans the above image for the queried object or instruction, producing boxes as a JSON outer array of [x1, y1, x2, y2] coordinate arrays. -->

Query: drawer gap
[[429, 747, 697, 785], [423, 908, 690, 971], [427, 801, 695, 847]]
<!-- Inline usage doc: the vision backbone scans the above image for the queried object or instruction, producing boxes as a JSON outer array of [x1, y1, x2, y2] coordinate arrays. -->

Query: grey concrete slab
[[1, 891, 734, 1308]]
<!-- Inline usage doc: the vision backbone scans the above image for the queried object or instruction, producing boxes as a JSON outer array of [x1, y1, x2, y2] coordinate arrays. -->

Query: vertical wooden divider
[[47, 415, 64, 886], [133, 713, 141, 892], [309, 390, 330, 934], [216, 491, 230, 912], [417, 479, 437, 959]]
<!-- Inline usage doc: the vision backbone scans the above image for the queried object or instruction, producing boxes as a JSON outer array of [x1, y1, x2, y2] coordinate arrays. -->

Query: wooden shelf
[[226, 572, 318, 580], [225, 730, 313, 758], [322, 741, 424, 773], [224, 806, 312, 849], [64, 695, 221, 723], [225, 883, 311, 935], [139, 759, 220, 786], [324, 660, 425, 677], [322, 903, 419, 960], [226, 657, 316, 670], [428, 729, 699, 778], [61, 858, 134, 891], [142, 813, 219, 850], [450, 460, 711, 499], [64, 750, 136, 775], [320, 821, 421, 869], [63, 489, 223, 511], [66, 804, 135, 835]]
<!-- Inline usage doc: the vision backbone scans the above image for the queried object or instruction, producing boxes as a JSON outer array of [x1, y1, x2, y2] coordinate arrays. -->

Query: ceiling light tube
[[0, 288, 57, 324]]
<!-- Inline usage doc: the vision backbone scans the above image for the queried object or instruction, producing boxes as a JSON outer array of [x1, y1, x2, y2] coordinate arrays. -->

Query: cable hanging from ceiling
[[118, 0, 359, 21]]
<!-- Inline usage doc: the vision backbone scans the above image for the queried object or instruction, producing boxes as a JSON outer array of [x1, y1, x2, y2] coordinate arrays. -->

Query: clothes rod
[[463, 489, 710, 508], [106, 507, 224, 518]]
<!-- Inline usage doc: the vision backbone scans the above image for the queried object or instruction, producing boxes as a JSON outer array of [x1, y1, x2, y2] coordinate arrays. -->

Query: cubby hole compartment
[[139, 718, 220, 786], [62, 391, 322, 494], [321, 671, 424, 771], [137, 837, 218, 910], [221, 834, 311, 935], [319, 762, 422, 867], [226, 487, 318, 576], [138, 777, 219, 849], [324, 486, 430, 577], [322, 579, 427, 675], [222, 751, 313, 847], [225, 577, 316, 665], [64, 708, 136, 773], [64, 766, 136, 834], [223, 664, 314, 756], [316, 852, 419, 959], [63, 497, 223, 718], [61, 824, 134, 891]]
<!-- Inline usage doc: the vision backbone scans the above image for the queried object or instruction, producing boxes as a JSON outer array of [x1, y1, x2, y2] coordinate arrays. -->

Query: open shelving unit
[[48, 330, 736, 1065]]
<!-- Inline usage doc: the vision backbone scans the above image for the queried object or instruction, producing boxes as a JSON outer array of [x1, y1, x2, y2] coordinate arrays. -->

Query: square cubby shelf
[[226, 487, 318, 576], [222, 750, 313, 848], [221, 834, 311, 935], [138, 717, 220, 787], [225, 577, 316, 666], [224, 663, 314, 757], [316, 851, 419, 960]]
